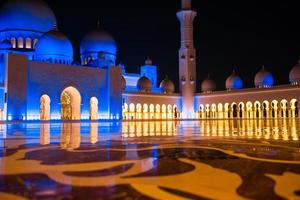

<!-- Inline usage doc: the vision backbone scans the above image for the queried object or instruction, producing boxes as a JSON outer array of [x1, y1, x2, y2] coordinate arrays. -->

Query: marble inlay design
[[0, 119, 300, 199]]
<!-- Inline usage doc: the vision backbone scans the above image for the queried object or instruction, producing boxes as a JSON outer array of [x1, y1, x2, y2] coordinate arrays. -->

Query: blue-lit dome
[[0, 40, 12, 50], [255, 67, 274, 88], [35, 29, 73, 64], [80, 30, 117, 56], [289, 60, 300, 85], [0, 0, 56, 33], [226, 71, 243, 90]]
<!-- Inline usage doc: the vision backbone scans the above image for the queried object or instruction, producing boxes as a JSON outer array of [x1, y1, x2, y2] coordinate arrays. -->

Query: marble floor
[[0, 119, 300, 200]]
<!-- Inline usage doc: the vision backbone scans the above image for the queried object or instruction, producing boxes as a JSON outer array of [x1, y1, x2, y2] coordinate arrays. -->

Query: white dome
[[255, 67, 274, 88], [201, 76, 216, 93], [137, 76, 152, 93], [289, 60, 300, 84], [226, 71, 243, 90], [160, 76, 175, 94], [35, 28, 73, 64]]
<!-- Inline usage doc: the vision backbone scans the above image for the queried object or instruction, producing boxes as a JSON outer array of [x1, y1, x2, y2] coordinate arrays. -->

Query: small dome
[[0, 0, 56, 33], [160, 76, 175, 94], [255, 66, 274, 88], [145, 58, 153, 65], [137, 76, 152, 93], [0, 39, 12, 50], [201, 76, 216, 93], [122, 76, 126, 90], [80, 29, 117, 56], [35, 29, 73, 64], [289, 60, 300, 85], [226, 71, 243, 90]]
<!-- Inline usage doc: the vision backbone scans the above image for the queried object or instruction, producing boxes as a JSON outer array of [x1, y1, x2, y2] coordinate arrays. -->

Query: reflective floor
[[0, 119, 300, 200]]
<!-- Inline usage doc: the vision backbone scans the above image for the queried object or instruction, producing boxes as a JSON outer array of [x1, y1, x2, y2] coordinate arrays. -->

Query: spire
[[181, 0, 192, 9], [97, 17, 100, 29], [262, 65, 265, 70], [53, 22, 58, 30]]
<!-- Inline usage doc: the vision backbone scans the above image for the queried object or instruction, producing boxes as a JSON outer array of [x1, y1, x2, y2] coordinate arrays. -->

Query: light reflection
[[36, 119, 300, 148], [60, 123, 81, 150], [122, 119, 299, 141]]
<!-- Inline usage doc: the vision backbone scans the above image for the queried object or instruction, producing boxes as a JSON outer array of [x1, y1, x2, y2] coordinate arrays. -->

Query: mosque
[[0, 0, 299, 121]]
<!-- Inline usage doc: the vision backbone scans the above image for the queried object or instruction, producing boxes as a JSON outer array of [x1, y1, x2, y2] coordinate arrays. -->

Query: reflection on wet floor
[[0, 119, 299, 149], [122, 119, 299, 141], [0, 119, 300, 199]]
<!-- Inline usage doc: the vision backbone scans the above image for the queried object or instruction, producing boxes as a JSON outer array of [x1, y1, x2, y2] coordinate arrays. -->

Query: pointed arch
[[40, 95, 51, 120], [61, 87, 81, 120]]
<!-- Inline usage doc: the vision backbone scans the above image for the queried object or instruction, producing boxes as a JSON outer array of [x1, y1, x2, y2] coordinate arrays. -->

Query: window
[[18, 37, 24, 48], [25, 38, 31, 49], [11, 38, 16, 48]]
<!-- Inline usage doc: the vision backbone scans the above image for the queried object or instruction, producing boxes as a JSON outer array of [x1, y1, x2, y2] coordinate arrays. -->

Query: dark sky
[[9, 0, 300, 91]]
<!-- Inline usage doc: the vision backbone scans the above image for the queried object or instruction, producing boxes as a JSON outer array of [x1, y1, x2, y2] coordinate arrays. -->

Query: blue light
[[80, 30, 117, 56], [231, 77, 243, 89], [0, 0, 56, 33], [35, 29, 73, 63]]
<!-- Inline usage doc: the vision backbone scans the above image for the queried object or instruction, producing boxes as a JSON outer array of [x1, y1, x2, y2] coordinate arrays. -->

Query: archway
[[155, 104, 161, 119], [246, 101, 253, 118], [90, 97, 98, 120], [136, 104, 142, 119], [290, 99, 298, 118], [271, 100, 278, 118], [61, 87, 81, 120], [123, 103, 129, 119], [199, 104, 204, 119], [173, 105, 178, 119], [167, 104, 173, 119], [238, 102, 245, 118], [262, 101, 269, 118], [149, 104, 155, 119], [162, 104, 167, 119], [205, 104, 210, 118], [280, 99, 288, 118], [254, 101, 261, 118], [40, 95, 51, 120], [211, 104, 217, 119], [143, 104, 149, 119], [129, 103, 135, 119], [224, 103, 230, 118], [217, 103, 223, 119], [231, 103, 238, 118]]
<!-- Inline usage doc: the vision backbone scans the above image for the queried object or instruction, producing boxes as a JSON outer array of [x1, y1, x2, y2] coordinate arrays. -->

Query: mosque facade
[[0, 0, 299, 121]]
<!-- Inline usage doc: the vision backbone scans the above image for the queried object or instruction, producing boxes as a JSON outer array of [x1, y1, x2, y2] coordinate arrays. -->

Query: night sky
[[5, 0, 300, 91]]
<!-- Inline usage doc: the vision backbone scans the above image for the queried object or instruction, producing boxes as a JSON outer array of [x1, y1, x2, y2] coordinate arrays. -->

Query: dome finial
[[145, 58, 152, 65], [53, 22, 58, 30], [262, 65, 265, 70], [97, 17, 100, 29]]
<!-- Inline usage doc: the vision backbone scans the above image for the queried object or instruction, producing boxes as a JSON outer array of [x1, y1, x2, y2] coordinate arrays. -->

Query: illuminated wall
[[4, 54, 122, 121], [195, 86, 300, 119]]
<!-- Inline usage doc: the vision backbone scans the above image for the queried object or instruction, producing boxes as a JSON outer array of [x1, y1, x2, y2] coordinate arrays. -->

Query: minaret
[[177, 0, 197, 119]]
